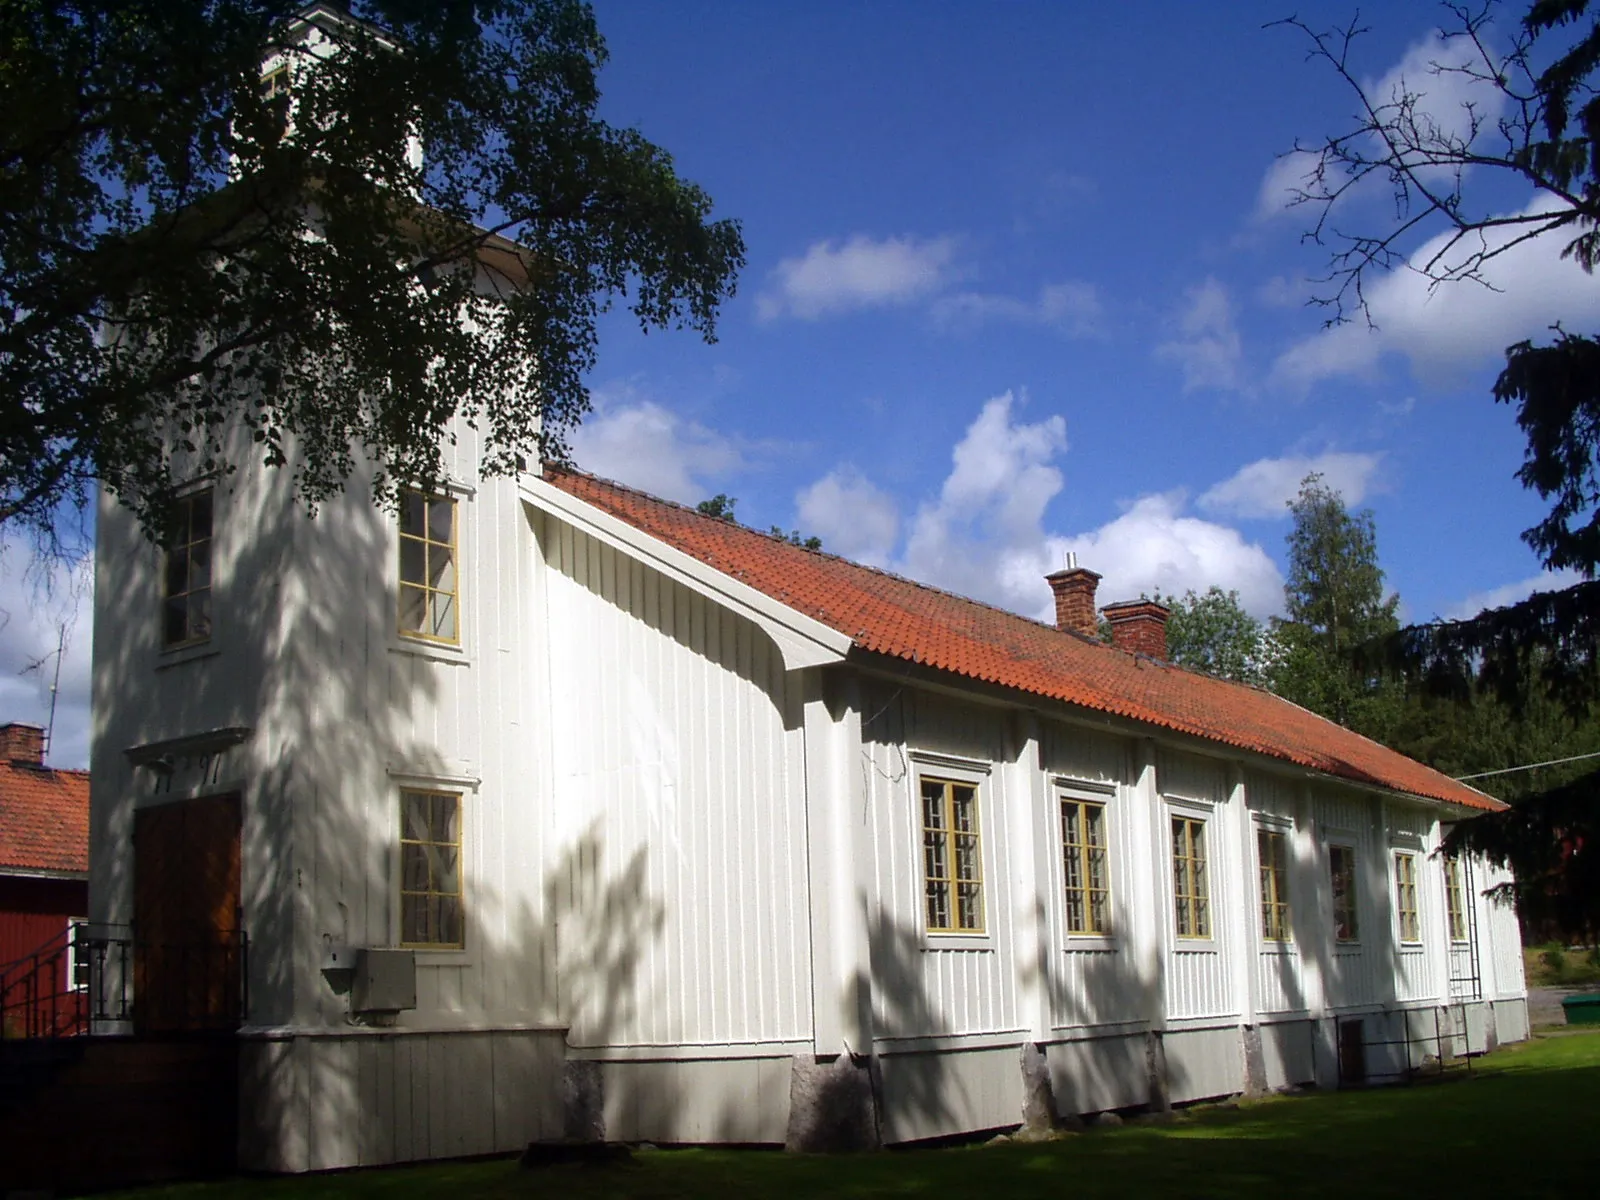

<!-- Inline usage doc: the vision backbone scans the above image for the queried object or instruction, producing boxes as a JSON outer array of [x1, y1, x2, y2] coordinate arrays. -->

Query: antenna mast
[[44, 623, 65, 765]]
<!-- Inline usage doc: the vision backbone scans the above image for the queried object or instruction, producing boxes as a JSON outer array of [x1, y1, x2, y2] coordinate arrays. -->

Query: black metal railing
[[0, 923, 248, 1039]]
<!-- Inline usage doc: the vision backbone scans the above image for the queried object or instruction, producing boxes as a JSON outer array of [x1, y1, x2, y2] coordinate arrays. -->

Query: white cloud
[[875, 393, 1284, 621], [1051, 494, 1285, 619], [1441, 568, 1584, 621], [1367, 32, 1509, 169], [1256, 150, 1325, 221], [1198, 451, 1386, 519], [0, 546, 92, 768], [795, 467, 899, 566], [1272, 196, 1600, 390], [757, 234, 958, 321], [569, 385, 745, 505], [1155, 278, 1245, 393], [931, 281, 1104, 338], [1257, 32, 1509, 224]]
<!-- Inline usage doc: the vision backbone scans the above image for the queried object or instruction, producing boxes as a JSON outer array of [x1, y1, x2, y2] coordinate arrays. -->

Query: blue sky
[[7, 1, 1596, 768], [572, 0, 1593, 628]]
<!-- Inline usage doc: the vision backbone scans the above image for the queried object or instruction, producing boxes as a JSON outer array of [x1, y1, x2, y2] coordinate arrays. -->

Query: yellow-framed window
[[1171, 816, 1211, 939], [260, 65, 290, 99], [398, 490, 459, 643], [1329, 844, 1360, 943], [1445, 857, 1468, 943], [1257, 828, 1292, 942], [921, 777, 984, 933], [400, 788, 464, 949], [1394, 852, 1420, 944], [1060, 796, 1110, 935], [162, 488, 214, 647]]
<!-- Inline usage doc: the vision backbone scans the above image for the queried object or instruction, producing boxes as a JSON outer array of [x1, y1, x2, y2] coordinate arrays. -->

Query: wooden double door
[[133, 794, 243, 1033]]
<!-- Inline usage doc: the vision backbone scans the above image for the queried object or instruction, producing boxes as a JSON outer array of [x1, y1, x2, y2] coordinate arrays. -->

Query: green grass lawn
[[116, 1031, 1600, 1200]]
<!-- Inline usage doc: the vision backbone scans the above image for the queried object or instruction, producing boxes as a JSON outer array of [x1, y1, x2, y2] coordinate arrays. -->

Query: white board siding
[[239, 1029, 564, 1173], [541, 516, 812, 1051], [1483, 863, 1527, 1000], [860, 684, 1021, 1040], [1169, 947, 1233, 1019]]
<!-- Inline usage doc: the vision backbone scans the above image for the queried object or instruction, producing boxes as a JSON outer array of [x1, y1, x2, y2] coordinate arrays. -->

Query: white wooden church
[[86, 4, 1527, 1175]]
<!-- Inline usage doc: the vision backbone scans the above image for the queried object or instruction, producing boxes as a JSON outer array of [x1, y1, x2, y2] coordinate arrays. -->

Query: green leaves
[[1267, 474, 1402, 741], [1150, 586, 1266, 686], [0, 1, 745, 542]]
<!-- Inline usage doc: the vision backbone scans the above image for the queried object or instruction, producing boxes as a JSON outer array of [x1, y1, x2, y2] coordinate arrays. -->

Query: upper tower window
[[162, 489, 213, 648], [398, 490, 458, 643]]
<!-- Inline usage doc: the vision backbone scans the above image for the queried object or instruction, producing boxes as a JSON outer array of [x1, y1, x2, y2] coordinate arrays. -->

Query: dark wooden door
[[133, 794, 242, 1033]]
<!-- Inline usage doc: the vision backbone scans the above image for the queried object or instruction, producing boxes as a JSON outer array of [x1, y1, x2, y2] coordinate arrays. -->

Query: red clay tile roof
[[545, 466, 1502, 813], [0, 761, 90, 875]]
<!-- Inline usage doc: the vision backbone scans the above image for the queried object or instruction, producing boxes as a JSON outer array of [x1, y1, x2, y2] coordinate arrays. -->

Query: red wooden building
[[0, 723, 89, 1037]]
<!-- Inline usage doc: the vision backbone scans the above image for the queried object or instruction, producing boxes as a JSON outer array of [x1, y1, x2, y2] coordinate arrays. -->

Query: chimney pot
[[0, 723, 46, 767], [1045, 566, 1102, 638], [1101, 599, 1171, 661]]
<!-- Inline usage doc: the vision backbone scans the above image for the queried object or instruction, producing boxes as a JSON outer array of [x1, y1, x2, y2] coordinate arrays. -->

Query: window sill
[[388, 637, 471, 666], [155, 643, 220, 670], [410, 947, 472, 967], [922, 932, 995, 952], [1258, 942, 1298, 955], [1173, 939, 1219, 953], [1063, 935, 1119, 952]]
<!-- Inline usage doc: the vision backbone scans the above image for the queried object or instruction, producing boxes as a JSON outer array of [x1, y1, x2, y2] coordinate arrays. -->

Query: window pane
[[190, 490, 212, 539], [428, 498, 454, 544], [951, 785, 977, 834], [189, 590, 212, 639], [399, 585, 427, 633], [401, 491, 426, 537], [164, 597, 189, 645], [165, 546, 189, 597], [1062, 804, 1081, 849], [400, 538, 426, 585], [925, 884, 949, 931], [430, 590, 457, 641], [955, 834, 980, 883], [921, 780, 945, 829], [430, 544, 457, 594], [1087, 843, 1107, 893], [429, 793, 456, 842], [401, 894, 427, 944], [1089, 890, 1108, 933], [188, 538, 211, 590], [923, 831, 947, 882], [957, 883, 983, 930], [402, 845, 430, 891], [1065, 891, 1085, 933], [437, 896, 463, 947]]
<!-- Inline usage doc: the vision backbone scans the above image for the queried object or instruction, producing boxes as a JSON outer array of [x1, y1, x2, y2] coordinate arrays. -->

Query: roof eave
[[521, 476, 853, 672]]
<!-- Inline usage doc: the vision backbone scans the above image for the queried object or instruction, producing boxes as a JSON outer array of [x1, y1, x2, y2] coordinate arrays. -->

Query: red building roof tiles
[[545, 466, 1501, 814], [0, 759, 90, 876]]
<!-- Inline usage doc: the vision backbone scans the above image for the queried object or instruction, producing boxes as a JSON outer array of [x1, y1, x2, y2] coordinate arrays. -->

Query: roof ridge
[[544, 461, 1139, 650], [0, 761, 89, 778]]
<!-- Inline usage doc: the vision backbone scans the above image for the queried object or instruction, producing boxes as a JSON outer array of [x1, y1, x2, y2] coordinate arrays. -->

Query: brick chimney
[[1101, 600, 1171, 661], [0, 723, 45, 766], [1045, 563, 1102, 638]]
